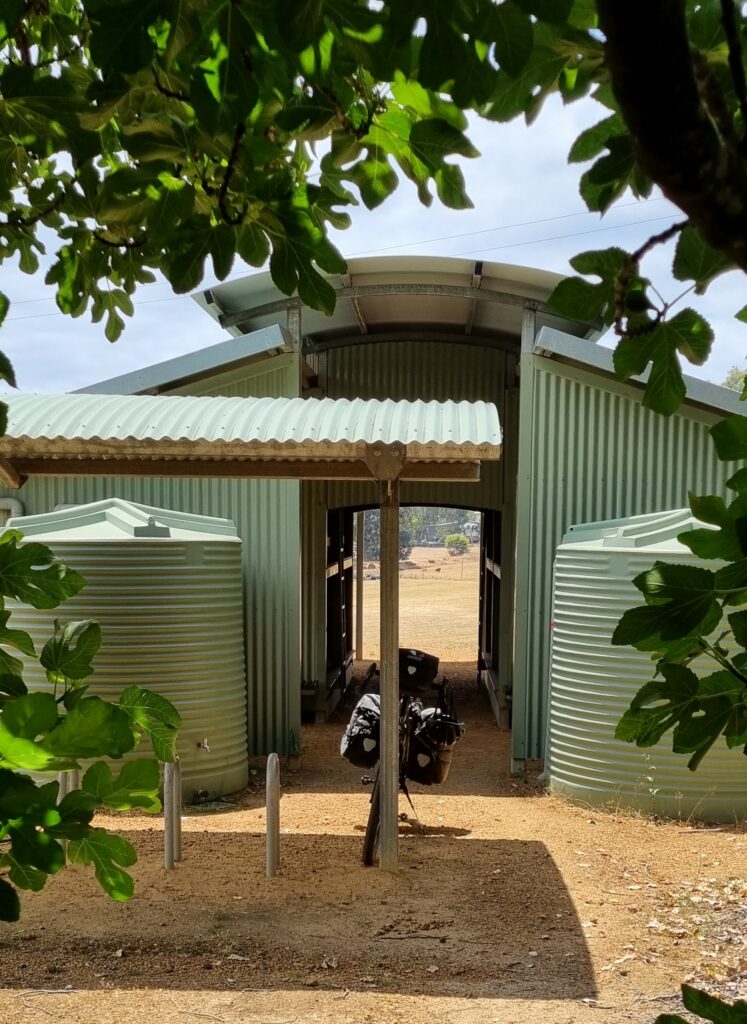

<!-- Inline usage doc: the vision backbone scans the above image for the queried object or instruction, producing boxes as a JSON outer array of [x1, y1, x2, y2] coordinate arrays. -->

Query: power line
[[347, 196, 667, 258], [5, 210, 678, 324], [6, 197, 667, 310]]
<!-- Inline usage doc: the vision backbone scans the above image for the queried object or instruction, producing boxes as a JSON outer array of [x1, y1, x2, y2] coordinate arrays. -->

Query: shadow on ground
[[0, 831, 595, 1002]]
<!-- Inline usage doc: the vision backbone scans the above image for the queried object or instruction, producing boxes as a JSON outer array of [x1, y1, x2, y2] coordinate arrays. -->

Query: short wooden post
[[164, 762, 175, 871], [173, 759, 182, 863], [266, 753, 280, 877]]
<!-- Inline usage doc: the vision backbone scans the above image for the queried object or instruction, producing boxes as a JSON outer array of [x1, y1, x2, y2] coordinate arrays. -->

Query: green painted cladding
[[0, 353, 302, 756], [512, 355, 741, 764], [320, 340, 518, 511]]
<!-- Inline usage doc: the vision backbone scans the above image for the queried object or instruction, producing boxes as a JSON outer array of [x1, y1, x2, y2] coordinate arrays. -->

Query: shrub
[[444, 533, 470, 557]]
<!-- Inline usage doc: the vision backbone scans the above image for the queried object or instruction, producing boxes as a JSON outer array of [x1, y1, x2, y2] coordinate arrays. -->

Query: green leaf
[[40, 619, 101, 687], [9, 822, 65, 874], [82, 759, 161, 813], [0, 767, 44, 817], [490, 2, 534, 78], [0, 722, 65, 771], [6, 854, 47, 893], [682, 982, 747, 1022], [119, 685, 181, 762], [145, 179, 195, 247], [714, 558, 747, 606], [296, 261, 337, 316], [681, 494, 747, 561], [409, 119, 479, 173], [615, 664, 699, 746], [663, 308, 714, 366], [67, 828, 137, 902], [2, 692, 58, 740], [0, 878, 20, 922], [209, 225, 236, 282], [42, 697, 135, 759], [672, 226, 734, 294], [434, 164, 473, 210], [547, 276, 606, 322], [237, 224, 270, 268], [712, 414, 747, 462], [568, 114, 625, 163], [0, 532, 86, 609], [347, 157, 399, 210]]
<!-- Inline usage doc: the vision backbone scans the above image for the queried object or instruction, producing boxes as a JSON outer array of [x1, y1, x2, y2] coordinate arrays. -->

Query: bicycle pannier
[[405, 706, 464, 785], [398, 648, 439, 693], [340, 693, 381, 768]]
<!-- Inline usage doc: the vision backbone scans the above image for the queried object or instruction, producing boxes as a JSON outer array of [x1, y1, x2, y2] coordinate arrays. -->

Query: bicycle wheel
[[362, 773, 381, 866]]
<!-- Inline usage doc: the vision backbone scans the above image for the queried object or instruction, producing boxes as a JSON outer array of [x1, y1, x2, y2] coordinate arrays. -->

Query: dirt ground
[[2, 658, 747, 1024], [1, 541, 744, 1021]]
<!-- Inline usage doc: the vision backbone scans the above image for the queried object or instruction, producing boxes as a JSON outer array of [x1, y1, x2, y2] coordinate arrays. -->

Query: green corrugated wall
[[512, 354, 741, 764], [0, 354, 302, 756]]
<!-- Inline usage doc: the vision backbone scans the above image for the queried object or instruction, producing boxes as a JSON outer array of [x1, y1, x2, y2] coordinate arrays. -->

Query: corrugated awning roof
[[0, 393, 502, 489]]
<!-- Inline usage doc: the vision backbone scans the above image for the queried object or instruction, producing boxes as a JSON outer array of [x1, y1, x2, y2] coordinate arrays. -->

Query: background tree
[[722, 366, 746, 391]]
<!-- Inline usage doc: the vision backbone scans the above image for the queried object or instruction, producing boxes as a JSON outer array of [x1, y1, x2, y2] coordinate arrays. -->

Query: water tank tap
[[197, 737, 211, 752]]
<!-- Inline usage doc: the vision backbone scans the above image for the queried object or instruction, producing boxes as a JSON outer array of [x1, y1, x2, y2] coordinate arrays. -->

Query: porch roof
[[0, 393, 502, 488]]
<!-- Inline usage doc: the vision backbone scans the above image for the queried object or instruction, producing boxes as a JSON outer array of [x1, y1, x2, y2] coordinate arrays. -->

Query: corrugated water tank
[[6, 498, 248, 800], [548, 508, 747, 822]]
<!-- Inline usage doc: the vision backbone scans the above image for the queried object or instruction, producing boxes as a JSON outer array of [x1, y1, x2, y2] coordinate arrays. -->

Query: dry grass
[[360, 545, 480, 661]]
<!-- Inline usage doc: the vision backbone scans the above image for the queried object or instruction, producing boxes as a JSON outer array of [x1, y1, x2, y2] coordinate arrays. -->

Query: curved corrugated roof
[[194, 254, 596, 345]]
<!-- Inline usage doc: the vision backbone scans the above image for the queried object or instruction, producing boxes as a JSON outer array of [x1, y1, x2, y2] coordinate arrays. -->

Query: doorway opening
[[354, 506, 483, 670], [319, 504, 507, 738]]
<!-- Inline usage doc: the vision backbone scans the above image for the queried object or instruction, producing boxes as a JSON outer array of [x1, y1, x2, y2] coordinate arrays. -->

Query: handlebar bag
[[340, 693, 381, 768]]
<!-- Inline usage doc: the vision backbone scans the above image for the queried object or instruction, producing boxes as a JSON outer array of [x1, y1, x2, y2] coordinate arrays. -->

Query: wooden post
[[164, 763, 175, 871], [379, 478, 400, 873], [173, 759, 182, 863], [355, 511, 364, 660]]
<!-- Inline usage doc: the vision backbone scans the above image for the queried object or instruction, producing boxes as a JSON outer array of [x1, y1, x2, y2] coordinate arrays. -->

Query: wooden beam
[[379, 477, 400, 874], [0, 457, 22, 489], [10, 458, 485, 483]]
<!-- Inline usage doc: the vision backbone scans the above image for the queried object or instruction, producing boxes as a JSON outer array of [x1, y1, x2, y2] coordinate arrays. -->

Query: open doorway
[[317, 503, 508, 743], [354, 507, 483, 670]]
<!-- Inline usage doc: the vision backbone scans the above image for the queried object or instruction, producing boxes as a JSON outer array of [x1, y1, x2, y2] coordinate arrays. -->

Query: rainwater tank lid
[[561, 508, 713, 553], [4, 498, 240, 543]]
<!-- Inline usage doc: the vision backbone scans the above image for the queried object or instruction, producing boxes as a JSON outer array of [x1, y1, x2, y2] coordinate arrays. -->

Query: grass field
[[359, 544, 480, 662]]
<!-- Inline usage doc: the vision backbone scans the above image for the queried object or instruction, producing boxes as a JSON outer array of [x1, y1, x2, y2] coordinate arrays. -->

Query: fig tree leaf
[[67, 829, 137, 902], [82, 759, 161, 813]]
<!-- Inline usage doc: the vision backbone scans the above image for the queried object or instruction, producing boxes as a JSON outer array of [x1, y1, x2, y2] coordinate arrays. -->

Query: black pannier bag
[[340, 693, 381, 768], [406, 706, 464, 785], [398, 648, 439, 693]]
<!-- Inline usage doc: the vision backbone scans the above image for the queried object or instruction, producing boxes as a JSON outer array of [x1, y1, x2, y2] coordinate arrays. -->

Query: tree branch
[[597, 0, 747, 272], [613, 220, 688, 336], [720, 0, 747, 148], [218, 124, 248, 227]]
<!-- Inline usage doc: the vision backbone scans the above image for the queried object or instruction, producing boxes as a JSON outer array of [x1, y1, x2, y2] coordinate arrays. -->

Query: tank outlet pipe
[[266, 753, 280, 878]]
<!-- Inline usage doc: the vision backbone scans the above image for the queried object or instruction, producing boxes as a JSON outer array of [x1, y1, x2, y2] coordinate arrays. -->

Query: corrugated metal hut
[[0, 255, 741, 774]]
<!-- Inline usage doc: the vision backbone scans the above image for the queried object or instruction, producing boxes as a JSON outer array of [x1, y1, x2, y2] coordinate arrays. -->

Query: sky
[[1, 92, 745, 393]]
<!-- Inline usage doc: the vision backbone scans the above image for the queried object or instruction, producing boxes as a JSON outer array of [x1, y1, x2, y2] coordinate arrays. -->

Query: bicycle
[[360, 677, 462, 866]]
